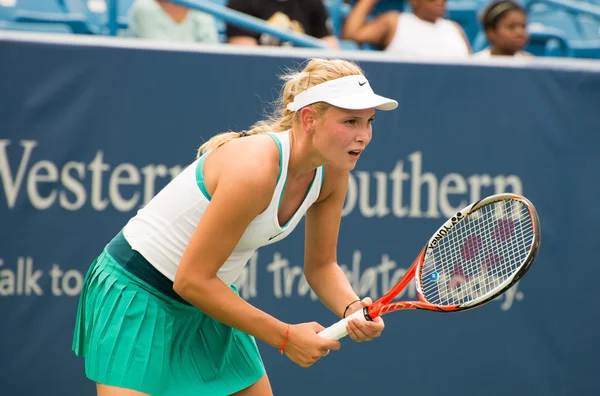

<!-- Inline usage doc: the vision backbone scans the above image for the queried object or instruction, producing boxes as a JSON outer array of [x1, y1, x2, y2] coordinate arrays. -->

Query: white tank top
[[473, 48, 529, 58], [386, 13, 470, 58], [123, 130, 324, 285]]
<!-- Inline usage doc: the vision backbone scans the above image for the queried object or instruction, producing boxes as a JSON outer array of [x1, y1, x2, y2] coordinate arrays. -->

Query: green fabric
[[196, 153, 212, 201], [106, 229, 190, 305], [128, 0, 219, 44], [72, 251, 265, 395], [265, 133, 283, 185]]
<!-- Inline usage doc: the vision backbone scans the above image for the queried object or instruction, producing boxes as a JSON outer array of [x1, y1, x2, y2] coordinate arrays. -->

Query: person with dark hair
[[342, 0, 471, 57], [474, 0, 531, 57], [226, 0, 340, 49]]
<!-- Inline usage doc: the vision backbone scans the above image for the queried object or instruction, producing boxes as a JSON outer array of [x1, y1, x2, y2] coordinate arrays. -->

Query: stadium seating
[[58, 0, 131, 35], [0, 0, 89, 33], [1, 0, 600, 58]]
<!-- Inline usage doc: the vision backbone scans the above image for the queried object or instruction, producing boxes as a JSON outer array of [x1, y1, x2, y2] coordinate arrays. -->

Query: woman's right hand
[[282, 322, 341, 368]]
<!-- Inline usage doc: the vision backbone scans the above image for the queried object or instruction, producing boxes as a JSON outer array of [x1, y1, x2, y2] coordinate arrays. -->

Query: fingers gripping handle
[[318, 308, 371, 340]]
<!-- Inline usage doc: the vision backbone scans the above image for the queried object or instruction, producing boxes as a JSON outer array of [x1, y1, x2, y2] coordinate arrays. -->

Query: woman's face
[[312, 106, 375, 171], [488, 10, 529, 54], [412, 0, 447, 22]]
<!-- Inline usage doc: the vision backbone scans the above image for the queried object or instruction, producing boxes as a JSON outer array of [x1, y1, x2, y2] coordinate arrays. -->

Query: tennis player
[[72, 57, 398, 396]]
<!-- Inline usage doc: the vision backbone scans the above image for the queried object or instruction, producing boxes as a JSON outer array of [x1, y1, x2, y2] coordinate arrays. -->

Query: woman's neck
[[490, 46, 518, 56], [413, 13, 439, 24], [157, 0, 190, 24], [287, 128, 324, 180]]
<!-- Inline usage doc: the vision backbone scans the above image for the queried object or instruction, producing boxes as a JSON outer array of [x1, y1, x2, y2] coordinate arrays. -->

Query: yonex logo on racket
[[428, 212, 464, 250]]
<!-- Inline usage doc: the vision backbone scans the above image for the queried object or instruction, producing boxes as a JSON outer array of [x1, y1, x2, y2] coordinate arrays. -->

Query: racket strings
[[420, 200, 534, 306]]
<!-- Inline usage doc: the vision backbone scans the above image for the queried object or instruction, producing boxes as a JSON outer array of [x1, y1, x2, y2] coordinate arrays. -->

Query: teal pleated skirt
[[72, 249, 265, 395]]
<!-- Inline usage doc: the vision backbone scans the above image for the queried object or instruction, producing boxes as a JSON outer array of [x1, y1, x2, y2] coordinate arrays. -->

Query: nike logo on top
[[269, 231, 284, 241], [359, 81, 367, 86]]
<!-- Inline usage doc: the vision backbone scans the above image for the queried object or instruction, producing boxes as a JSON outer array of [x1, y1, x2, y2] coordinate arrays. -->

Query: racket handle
[[318, 308, 371, 340]]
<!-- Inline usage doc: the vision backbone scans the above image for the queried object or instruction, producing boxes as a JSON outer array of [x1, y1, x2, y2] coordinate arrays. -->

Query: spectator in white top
[[342, 0, 471, 57], [129, 0, 219, 44], [474, 0, 531, 58]]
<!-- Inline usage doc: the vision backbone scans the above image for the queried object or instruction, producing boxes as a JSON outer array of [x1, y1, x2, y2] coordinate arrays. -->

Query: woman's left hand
[[345, 297, 384, 342]]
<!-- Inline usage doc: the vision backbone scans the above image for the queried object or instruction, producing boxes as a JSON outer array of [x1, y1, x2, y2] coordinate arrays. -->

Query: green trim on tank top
[[194, 133, 322, 229], [265, 133, 321, 229], [265, 133, 283, 185], [320, 165, 324, 189], [266, 133, 292, 228], [196, 134, 285, 201], [195, 153, 212, 201]]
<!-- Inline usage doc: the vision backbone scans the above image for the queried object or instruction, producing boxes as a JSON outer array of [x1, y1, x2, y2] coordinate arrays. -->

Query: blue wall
[[1, 34, 600, 395]]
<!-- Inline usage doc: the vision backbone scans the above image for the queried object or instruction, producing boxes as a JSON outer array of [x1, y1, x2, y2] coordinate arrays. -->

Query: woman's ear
[[300, 107, 317, 133], [485, 27, 497, 44]]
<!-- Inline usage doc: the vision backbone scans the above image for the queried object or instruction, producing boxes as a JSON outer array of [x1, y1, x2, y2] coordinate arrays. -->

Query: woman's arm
[[173, 136, 340, 365], [321, 35, 341, 49], [174, 137, 285, 346], [452, 21, 473, 54], [304, 165, 360, 318], [228, 36, 259, 46], [341, 0, 399, 49], [304, 165, 384, 341]]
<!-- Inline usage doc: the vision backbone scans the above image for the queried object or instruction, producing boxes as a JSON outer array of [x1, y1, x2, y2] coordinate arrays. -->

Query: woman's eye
[[345, 120, 357, 125]]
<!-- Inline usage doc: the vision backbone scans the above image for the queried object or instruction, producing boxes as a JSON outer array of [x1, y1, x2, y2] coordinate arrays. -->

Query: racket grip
[[318, 308, 370, 340]]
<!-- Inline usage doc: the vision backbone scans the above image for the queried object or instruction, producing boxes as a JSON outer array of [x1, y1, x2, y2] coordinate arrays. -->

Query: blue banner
[[1, 32, 600, 396]]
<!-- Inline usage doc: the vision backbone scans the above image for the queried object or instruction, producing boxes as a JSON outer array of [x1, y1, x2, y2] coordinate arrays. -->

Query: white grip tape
[[317, 309, 368, 340]]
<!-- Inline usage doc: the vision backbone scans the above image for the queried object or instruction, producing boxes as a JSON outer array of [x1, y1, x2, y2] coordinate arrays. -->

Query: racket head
[[319, 194, 540, 340], [414, 193, 541, 311]]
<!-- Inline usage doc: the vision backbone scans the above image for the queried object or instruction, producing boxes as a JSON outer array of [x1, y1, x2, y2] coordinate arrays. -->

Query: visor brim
[[325, 93, 398, 111]]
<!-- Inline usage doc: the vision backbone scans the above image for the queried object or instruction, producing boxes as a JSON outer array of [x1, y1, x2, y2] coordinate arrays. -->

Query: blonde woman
[[72, 58, 398, 396]]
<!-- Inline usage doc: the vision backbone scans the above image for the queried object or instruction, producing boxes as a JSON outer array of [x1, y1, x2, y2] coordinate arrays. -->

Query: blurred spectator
[[128, 0, 219, 43], [226, 0, 340, 49], [474, 0, 531, 57], [342, 0, 470, 57]]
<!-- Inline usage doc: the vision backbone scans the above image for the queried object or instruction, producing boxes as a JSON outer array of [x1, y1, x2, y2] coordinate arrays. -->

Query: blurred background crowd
[[1, 0, 599, 59]]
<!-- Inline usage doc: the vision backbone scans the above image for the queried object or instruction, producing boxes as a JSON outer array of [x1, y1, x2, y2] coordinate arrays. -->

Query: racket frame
[[373, 193, 541, 317], [318, 193, 541, 340]]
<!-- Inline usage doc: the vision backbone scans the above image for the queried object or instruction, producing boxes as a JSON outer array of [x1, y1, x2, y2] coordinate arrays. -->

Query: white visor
[[286, 75, 398, 112]]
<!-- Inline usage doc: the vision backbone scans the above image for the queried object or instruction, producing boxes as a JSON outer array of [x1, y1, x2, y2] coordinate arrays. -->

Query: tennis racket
[[318, 193, 541, 340]]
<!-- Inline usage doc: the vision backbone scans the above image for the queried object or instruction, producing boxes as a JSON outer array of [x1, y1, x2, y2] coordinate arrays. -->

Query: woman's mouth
[[348, 150, 362, 159], [512, 35, 527, 47]]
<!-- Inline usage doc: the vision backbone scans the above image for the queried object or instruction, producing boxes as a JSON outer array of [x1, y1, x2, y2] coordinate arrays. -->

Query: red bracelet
[[279, 324, 290, 355]]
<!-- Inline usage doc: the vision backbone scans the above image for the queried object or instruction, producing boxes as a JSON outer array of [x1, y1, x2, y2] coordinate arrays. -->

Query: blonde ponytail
[[197, 58, 365, 157]]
